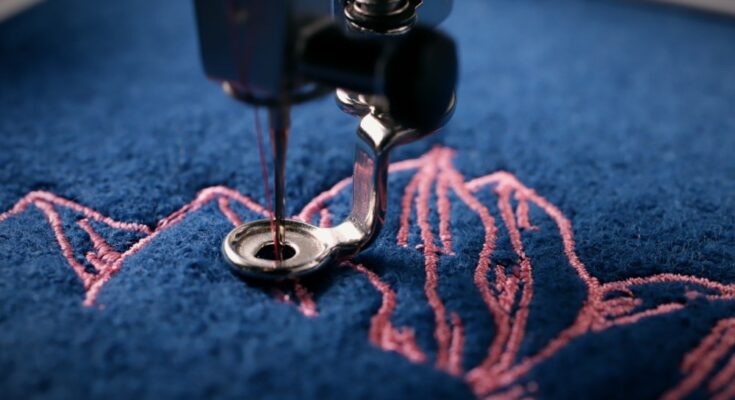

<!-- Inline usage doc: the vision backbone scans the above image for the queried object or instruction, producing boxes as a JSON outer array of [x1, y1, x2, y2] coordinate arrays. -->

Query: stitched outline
[[1, 146, 734, 399]]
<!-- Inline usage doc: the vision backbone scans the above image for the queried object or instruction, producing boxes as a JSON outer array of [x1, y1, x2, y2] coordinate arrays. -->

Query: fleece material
[[0, 0, 734, 399]]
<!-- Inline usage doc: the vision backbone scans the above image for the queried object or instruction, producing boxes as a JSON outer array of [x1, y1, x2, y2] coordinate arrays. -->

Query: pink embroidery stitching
[[319, 208, 425, 362], [662, 318, 735, 400], [0, 186, 268, 306], [1, 146, 734, 399]]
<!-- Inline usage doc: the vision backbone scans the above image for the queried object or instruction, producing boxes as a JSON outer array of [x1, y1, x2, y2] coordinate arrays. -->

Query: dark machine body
[[193, 0, 458, 278]]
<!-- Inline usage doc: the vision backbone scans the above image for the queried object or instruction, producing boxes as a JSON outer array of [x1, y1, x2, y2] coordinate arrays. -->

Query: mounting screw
[[344, 0, 419, 34]]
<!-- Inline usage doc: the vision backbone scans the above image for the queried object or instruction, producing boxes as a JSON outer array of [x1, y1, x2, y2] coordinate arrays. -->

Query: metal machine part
[[224, 91, 455, 278], [340, 0, 453, 34], [193, 0, 457, 278], [343, 0, 419, 34]]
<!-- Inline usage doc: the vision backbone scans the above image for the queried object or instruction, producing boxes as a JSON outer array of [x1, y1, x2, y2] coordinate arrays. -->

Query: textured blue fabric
[[1, 1, 734, 399]]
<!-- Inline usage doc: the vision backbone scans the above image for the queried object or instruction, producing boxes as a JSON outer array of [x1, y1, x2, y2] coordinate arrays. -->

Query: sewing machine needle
[[268, 104, 289, 261]]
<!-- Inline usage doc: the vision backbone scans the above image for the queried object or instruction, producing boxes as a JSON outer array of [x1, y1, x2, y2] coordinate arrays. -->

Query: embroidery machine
[[193, 0, 457, 278]]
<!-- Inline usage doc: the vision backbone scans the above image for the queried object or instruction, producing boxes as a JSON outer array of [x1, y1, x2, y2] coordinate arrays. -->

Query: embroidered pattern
[[1, 146, 733, 399]]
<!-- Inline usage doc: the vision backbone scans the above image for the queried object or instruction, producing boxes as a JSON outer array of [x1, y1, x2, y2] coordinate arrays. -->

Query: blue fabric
[[1, 1, 734, 399]]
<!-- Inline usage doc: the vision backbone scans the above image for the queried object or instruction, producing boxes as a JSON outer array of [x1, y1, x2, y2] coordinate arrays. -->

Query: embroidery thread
[[1, 146, 733, 399]]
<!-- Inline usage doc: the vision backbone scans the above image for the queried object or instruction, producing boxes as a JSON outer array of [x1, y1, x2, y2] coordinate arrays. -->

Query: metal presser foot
[[223, 92, 455, 279], [193, 0, 457, 279]]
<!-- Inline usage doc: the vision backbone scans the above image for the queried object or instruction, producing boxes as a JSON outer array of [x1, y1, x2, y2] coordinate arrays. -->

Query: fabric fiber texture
[[1, 0, 734, 399]]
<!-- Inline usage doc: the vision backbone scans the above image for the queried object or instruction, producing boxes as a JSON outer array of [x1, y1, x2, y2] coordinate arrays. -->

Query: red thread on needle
[[253, 108, 281, 261]]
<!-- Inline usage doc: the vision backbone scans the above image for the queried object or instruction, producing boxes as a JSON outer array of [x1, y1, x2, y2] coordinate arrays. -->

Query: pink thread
[[84, 186, 270, 306], [0, 191, 151, 234], [76, 218, 122, 281], [486, 315, 599, 395], [156, 186, 268, 230], [436, 147, 519, 381], [388, 157, 426, 173], [713, 378, 735, 400], [299, 177, 352, 224], [712, 381, 735, 400], [598, 303, 685, 330], [293, 282, 318, 318], [494, 186, 534, 371], [217, 197, 243, 226], [662, 319, 735, 400], [318, 208, 332, 229], [448, 312, 465, 376], [84, 253, 113, 277], [483, 385, 526, 400], [77, 218, 121, 265], [599, 297, 642, 318], [471, 261, 512, 375], [436, 168, 454, 254], [415, 149, 452, 370], [467, 172, 600, 296], [298, 156, 422, 225], [220, 194, 316, 318], [304, 149, 734, 397], [397, 172, 422, 247], [498, 272, 519, 314], [515, 194, 538, 231], [271, 288, 291, 303], [602, 274, 735, 299], [463, 166, 610, 395], [344, 260, 426, 363], [3, 146, 735, 400], [275, 208, 343, 320], [253, 108, 281, 261], [710, 353, 735, 393], [34, 201, 95, 288]]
